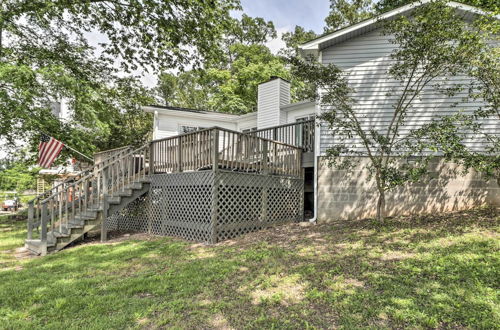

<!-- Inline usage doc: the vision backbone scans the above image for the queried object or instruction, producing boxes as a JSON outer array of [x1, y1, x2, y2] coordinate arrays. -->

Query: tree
[[0, 152, 39, 192], [324, 0, 374, 32], [375, 0, 499, 13], [156, 14, 292, 114], [290, 1, 490, 220], [280, 26, 319, 102], [281, 26, 319, 54], [0, 0, 239, 158], [407, 8, 500, 186]]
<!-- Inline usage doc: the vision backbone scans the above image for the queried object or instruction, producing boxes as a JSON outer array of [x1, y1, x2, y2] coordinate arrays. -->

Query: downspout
[[309, 50, 322, 224], [309, 101, 321, 223]]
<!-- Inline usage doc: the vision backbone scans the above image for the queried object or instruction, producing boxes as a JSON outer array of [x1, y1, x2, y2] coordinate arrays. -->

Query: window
[[296, 114, 315, 122], [295, 115, 315, 151], [179, 125, 205, 134], [242, 127, 257, 133]]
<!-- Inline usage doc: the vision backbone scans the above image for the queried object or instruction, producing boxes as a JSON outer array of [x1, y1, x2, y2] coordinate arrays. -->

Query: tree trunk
[[377, 190, 386, 222]]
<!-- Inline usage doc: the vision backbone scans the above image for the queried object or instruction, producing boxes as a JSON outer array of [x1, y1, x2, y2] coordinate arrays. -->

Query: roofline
[[299, 0, 492, 54], [260, 76, 291, 85], [280, 100, 315, 111], [143, 105, 240, 116], [143, 105, 255, 122]]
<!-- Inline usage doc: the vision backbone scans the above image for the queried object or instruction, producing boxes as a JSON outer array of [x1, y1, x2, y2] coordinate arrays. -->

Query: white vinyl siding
[[236, 114, 258, 132], [319, 28, 499, 155], [282, 102, 316, 124], [257, 78, 290, 129], [155, 113, 237, 140]]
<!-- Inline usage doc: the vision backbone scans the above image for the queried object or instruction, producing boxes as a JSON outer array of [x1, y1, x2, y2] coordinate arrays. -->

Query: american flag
[[38, 134, 65, 168]]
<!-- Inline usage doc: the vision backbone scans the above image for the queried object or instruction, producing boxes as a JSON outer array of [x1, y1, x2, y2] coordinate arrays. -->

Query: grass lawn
[[0, 207, 499, 329]]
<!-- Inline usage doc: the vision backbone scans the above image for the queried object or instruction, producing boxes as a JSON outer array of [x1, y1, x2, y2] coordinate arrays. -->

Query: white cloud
[[266, 26, 291, 54]]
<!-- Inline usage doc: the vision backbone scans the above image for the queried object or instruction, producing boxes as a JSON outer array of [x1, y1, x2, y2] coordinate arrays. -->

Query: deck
[[26, 123, 313, 254]]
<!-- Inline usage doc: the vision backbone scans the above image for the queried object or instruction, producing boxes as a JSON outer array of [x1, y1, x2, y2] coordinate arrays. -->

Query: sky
[[240, 0, 330, 53]]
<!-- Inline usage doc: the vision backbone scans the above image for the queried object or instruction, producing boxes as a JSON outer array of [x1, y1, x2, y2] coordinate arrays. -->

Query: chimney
[[257, 77, 290, 129]]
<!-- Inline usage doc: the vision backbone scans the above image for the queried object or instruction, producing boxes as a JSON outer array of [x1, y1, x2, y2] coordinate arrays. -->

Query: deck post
[[27, 201, 34, 240], [210, 129, 219, 243], [40, 202, 48, 256], [212, 129, 219, 172], [102, 167, 109, 195], [262, 140, 269, 175]]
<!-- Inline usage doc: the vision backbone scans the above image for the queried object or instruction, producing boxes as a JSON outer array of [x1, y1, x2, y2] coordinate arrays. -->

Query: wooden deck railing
[[150, 127, 302, 177], [246, 119, 315, 152], [93, 146, 132, 164]]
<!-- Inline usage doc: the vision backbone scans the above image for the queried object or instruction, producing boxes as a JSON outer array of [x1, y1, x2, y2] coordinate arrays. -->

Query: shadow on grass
[[0, 207, 498, 328]]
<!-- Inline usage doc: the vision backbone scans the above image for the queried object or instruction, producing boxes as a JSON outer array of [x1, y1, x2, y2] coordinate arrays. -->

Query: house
[[25, 0, 500, 255], [145, 0, 499, 220]]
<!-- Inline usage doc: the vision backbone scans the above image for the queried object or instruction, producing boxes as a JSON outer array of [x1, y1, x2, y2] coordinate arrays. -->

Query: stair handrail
[[28, 146, 132, 205], [40, 144, 149, 203], [27, 143, 150, 249]]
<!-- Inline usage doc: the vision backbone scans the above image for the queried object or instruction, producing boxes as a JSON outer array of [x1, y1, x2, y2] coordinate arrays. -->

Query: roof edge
[[299, 0, 493, 53]]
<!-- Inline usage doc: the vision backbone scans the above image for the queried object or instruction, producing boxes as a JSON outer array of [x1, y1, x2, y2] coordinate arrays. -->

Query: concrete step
[[25, 239, 56, 255]]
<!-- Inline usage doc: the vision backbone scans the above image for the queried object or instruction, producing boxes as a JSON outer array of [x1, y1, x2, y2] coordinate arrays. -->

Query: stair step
[[67, 221, 84, 229], [87, 206, 103, 213], [107, 196, 121, 204], [116, 189, 133, 197], [74, 214, 96, 222], [50, 230, 71, 239], [127, 182, 143, 190]]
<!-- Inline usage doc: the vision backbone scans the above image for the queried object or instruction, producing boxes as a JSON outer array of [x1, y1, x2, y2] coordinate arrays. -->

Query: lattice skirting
[[104, 171, 304, 243]]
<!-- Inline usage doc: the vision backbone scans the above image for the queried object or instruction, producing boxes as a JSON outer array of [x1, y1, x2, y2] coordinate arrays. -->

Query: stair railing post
[[27, 201, 34, 240], [58, 187, 63, 233], [102, 167, 109, 196], [40, 202, 48, 256], [177, 136, 182, 172]]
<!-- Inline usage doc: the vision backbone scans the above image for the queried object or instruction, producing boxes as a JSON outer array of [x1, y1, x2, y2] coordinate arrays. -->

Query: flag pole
[[63, 144, 94, 163], [41, 132, 94, 163]]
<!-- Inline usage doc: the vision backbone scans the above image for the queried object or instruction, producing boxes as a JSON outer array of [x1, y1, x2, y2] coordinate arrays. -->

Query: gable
[[300, 0, 489, 57], [318, 27, 499, 156]]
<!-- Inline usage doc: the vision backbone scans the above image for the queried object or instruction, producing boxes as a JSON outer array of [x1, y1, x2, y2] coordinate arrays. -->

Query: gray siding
[[320, 29, 499, 155]]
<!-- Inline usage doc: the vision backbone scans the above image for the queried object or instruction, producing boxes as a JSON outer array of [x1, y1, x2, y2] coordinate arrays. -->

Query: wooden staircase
[[25, 145, 151, 255]]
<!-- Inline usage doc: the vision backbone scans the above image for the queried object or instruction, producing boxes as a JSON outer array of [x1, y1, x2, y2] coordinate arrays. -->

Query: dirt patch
[[14, 247, 36, 260]]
